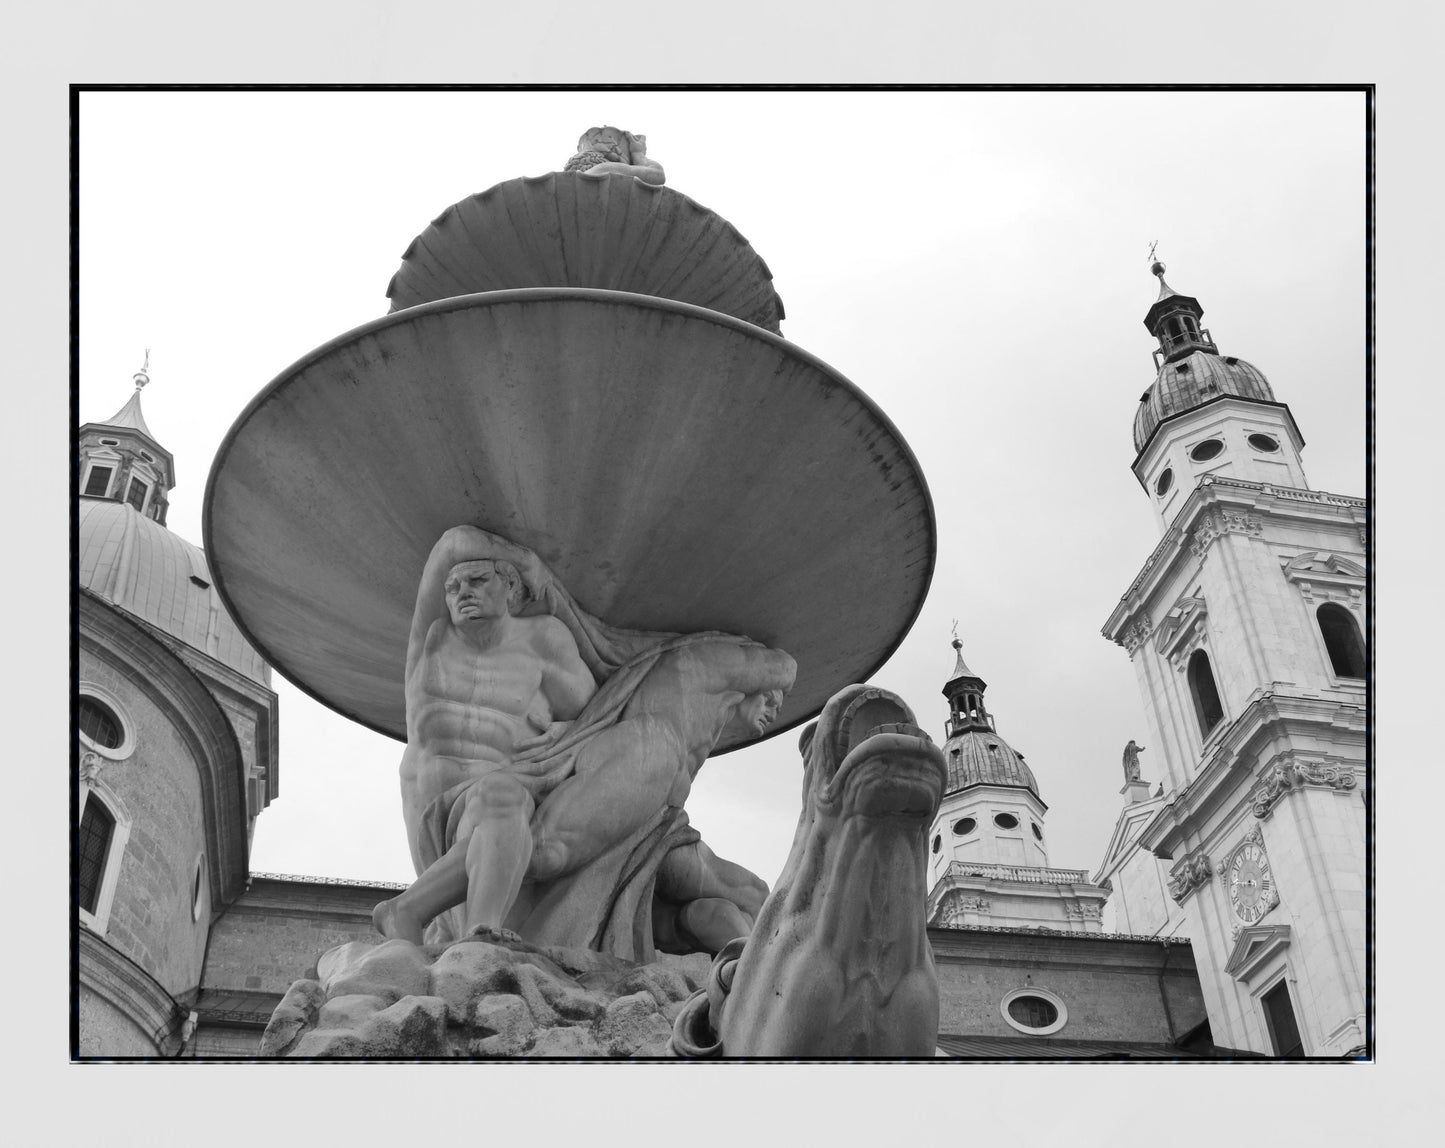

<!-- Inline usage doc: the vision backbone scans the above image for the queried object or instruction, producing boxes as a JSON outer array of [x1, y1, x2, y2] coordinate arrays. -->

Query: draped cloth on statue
[[409, 532, 746, 957]]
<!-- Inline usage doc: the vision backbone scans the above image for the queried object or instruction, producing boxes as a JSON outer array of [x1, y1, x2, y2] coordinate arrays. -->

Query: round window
[[79, 697, 123, 749], [932, 834, 941, 854], [1007, 995, 1059, 1029], [1247, 433, 1280, 453], [78, 686, 135, 760], [1155, 467, 1173, 496], [953, 817, 977, 836], [1190, 438, 1224, 462], [1031, 822, 1043, 841], [994, 813, 1019, 830]]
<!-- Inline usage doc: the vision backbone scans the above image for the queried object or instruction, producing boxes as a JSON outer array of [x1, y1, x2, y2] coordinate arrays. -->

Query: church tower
[[1100, 261, 1367, 1057], [927, 637, 1109, 932], [77, 359, 279, 1056], [78, 353, 175, 526]]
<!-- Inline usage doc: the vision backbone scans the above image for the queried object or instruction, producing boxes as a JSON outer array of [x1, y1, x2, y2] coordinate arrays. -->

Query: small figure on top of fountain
[[563, 126, 665, 185]]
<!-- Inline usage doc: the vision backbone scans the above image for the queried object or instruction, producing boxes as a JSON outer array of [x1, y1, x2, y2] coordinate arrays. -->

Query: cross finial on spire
[[133, 348, 151, 391], [950, 618, 960, 649]]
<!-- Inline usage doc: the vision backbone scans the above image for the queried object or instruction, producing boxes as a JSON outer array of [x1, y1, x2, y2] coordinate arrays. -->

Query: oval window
[[1190, 438, 1224, 462], [78, 697, 123, 750], [1247, 433, 1279, 453], [1031, 822, 1043, 841], [953, 817, 977, 836], [994, 813, 1019, 830], [932, 834, 942, 855], [1155, 468, 1173, 496], [1007, 995, 1059, 1029]]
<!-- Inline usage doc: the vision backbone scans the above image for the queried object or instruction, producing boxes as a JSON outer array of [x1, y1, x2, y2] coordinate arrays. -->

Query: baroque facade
[[1096, 263, 1368, 1057]]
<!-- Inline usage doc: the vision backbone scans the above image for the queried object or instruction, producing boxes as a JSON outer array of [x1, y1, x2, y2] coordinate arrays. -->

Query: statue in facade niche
[[563, 125, 666, 185], [371, 526, 794, 956], [1122, 739, 1146, 782]]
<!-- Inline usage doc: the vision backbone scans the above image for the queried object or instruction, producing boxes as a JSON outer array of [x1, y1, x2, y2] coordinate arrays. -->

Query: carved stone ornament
[[1167, 849, 1214, 903], [1250, 757, 1359, 819], [1121, 616, 1154, 655], [80, 751, 104, 787], [1189, 509, 1264, 560], [1066, 902, 1104, 919]]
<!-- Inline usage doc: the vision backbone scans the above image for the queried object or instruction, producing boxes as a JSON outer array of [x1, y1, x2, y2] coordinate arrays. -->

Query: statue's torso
[[400, 621, 556, 812]]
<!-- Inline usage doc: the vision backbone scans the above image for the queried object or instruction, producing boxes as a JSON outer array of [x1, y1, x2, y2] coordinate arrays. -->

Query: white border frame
[[1000, 986, 1069, 1036]]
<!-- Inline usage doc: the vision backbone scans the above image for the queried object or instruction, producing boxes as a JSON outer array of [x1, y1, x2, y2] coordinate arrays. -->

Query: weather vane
[[950, 618, 959, 642]]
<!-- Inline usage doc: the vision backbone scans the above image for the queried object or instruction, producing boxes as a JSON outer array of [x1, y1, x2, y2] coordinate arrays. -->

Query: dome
[[78, 498, 270, 686], [1133, 350, 1274, 452], [943, 727, 1039, 797]]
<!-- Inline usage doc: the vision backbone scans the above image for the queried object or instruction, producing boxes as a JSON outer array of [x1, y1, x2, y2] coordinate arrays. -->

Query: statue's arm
[[699, 642, 797, 698], [534, 615, 599, 720]]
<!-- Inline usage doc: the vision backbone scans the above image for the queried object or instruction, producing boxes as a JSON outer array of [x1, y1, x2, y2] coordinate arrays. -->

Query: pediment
[[1223, 923, 1291, 982], [1095, 800, 1162, 878], [1154, 595, 1207, 664], [1280, 552, 1365, 584]]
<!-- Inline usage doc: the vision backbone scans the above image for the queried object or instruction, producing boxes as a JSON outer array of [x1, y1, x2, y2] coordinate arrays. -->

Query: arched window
[[77, 781, 131, 933], [1317, 603, 1366, 679], [78, 794, 117, 915], [1187, 649, 1225, 737]]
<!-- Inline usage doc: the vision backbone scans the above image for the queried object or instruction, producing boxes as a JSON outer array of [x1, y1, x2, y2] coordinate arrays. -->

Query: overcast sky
[[78, 89, 1365, 909]]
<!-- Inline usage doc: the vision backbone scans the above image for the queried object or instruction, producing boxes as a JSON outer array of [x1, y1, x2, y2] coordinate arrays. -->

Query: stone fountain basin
[[203, 288, 934, 752]]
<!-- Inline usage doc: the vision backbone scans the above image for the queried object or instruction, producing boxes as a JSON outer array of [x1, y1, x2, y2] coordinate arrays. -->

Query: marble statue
[[563, 125, 666, 185], [372, 526, 794, 957], [671, 684, 947, 1057], [1122, 739, 1145, 782]]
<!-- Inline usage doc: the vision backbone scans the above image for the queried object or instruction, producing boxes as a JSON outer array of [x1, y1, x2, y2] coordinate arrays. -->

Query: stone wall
[[930, 926, 1206, 1045], [80, 649, 210, 1003]]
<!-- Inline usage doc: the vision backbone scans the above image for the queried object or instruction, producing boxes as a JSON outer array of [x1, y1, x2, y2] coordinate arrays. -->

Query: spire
[[1142, 256, 1216, 366], [78, 350, 174, 526], [102, 350, 157, 439], [942, 633, 992, 738]]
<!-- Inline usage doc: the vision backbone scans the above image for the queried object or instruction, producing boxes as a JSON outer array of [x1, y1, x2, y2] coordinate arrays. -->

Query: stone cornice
[[927, 862, 1109, 925], [1139, 687, 1367, 859], [1103, 478, 1367, 647]]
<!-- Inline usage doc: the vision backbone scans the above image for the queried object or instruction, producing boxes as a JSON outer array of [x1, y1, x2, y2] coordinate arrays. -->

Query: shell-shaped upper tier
[[79, 497, 270, 685], [943, 726, 1039, 798], [1133, 349, 1275, 453], [385, 172, 785, 333]]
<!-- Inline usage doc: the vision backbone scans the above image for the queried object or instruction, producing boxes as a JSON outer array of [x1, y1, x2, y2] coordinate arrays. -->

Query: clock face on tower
[[1227, 838, 1277, 924]]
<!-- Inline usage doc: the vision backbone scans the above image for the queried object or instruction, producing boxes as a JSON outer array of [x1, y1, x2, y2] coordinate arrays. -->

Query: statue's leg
[[373, 845, 468, 944], [373, 785, 500, 942], [462, 774, 536, 936], [656, 840, 769, 952], [528, 718, 678, 882]]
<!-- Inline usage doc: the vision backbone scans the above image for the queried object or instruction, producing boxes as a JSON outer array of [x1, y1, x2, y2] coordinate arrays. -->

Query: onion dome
[[79, 496, 270, 686], [940, 638, 1039, 798], [1132, 261, 1275, 452]]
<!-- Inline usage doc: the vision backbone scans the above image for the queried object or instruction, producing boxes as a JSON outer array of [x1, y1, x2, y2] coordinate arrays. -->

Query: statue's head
[[732, 688, 785, 739], [576, 125, 630, 162], [444, 559, 525, 623]]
